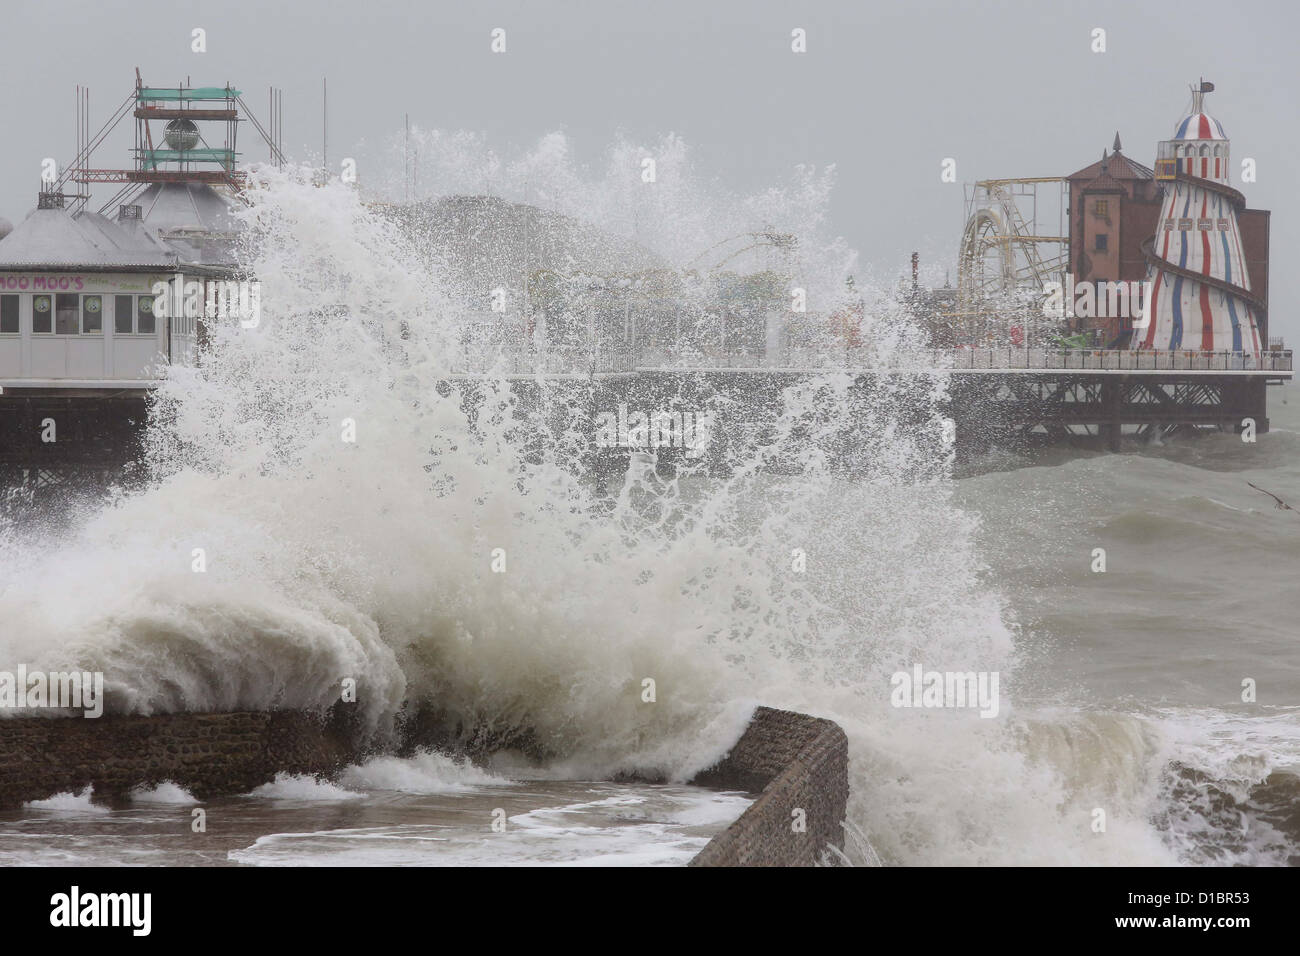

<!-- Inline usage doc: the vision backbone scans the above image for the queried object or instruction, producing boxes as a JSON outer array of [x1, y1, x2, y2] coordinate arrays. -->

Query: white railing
[[448, 349, 637, 376], [447, 347, 1294, 376], [942, 348, 1293, 372]]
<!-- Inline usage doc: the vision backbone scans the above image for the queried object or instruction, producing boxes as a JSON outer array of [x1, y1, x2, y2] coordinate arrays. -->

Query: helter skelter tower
[[1135, 81, 1265, 353]]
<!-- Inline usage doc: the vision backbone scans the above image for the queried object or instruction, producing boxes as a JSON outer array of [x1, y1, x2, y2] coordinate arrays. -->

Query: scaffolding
[[49, 69, 285, 216]]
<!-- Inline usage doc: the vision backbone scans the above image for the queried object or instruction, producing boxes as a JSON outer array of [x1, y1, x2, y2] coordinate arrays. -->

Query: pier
[[447, 344, 1293, 455], [1, 345, 1292, 492], [0, 73, 1291, 491], [0, 74, 273, 498]]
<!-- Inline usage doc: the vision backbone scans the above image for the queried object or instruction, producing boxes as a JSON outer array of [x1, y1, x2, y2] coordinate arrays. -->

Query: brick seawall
[[0, 704, 851, 868], [0, 710, 358, 809], [688, 706, 850, 867]]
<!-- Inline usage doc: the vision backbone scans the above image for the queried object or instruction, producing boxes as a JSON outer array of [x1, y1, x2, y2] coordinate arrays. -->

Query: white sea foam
[[245, 774, 363, 802], [129, 782, 198, 804], [339, 749, 503, 793], [227, 784, 745, 867], [23, 788, 110, 814], [1, 132, 1294, 866]]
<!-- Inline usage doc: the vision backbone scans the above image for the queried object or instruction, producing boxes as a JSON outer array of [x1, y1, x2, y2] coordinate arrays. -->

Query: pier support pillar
[[1101, 377, 1123, 452]]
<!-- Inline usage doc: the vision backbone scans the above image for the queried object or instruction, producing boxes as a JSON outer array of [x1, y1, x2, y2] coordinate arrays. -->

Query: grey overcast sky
[[1, 0, 1296, 340]]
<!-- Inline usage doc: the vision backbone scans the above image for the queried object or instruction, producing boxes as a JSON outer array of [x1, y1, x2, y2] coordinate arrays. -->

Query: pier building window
[[55, 294, 79, 335], [0, 295, 17, 334], [32, 295, 51, 334], [82, 295, 102, 334], [137, 295, 156, 334], [115, 295, 134, 333], [114, 294, 156, 334], [1094, 234, 1108, 252], [1093, 200, 1108, 218]]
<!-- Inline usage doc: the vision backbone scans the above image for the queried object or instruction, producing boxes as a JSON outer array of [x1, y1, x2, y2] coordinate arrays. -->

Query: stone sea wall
[[0, 710, 358, 809], [688, 706, 850, 867], [0, 704, 851, 868]]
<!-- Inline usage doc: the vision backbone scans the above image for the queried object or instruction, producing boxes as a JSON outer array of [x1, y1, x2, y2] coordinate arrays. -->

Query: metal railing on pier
[[448, 349, 637, 377], [447, 347, 1294, 377], [944, 348, 1293, 372]]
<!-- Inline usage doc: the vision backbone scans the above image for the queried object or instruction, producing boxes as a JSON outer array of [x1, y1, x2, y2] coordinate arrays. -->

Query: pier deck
[[1, 348, 1292, 491]]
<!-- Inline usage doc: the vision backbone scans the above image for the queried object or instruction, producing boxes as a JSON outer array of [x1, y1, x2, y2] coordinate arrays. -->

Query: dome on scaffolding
[[163, 118, 201, 150]]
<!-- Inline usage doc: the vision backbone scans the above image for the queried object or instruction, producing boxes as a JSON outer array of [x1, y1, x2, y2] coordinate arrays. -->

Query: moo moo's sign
[[0, 273, 165, 294]]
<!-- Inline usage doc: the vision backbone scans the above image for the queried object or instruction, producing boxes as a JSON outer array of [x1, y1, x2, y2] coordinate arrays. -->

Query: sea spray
[[0, 135, 1178, 864]]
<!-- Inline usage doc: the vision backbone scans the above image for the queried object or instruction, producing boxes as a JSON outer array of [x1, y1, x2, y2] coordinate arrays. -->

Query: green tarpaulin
[[137, 88, 241, 102], [140, 149, 237, 161]]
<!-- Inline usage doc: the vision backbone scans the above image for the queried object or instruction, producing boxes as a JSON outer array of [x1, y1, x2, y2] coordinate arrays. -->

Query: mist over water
[[0, 132, 1295, 865]]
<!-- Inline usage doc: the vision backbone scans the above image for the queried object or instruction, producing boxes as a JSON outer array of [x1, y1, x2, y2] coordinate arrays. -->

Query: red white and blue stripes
[[1133, 105, 1260, 354], [1173, 113, 1228, 141]]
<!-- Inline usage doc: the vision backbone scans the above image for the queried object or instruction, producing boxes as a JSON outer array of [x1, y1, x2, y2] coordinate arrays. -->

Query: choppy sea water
[[0, 752, 752, 866], [0, 157, 1295, 867], [953, 382, 1300, 865]]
